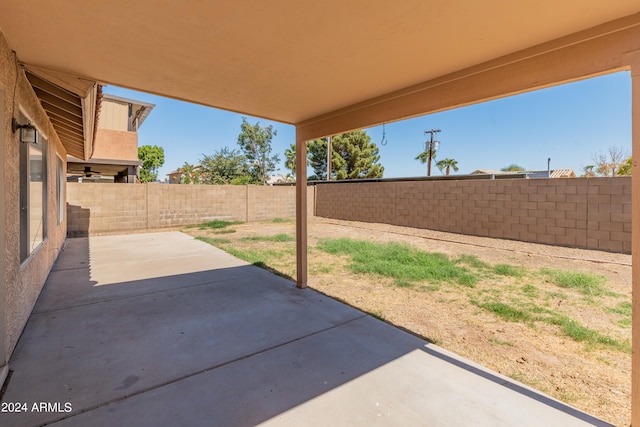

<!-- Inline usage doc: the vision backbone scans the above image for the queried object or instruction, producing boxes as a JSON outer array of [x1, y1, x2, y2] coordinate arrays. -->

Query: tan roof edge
[[24, 64, 101, 160]]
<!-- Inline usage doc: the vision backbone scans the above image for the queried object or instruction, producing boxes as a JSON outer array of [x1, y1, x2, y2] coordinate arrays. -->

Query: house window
[[56, 155, 64, 224], [20, 113, 47, 262]]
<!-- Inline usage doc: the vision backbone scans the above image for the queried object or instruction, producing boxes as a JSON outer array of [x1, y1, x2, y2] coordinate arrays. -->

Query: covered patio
[[1, 1, 639, 425], [1, 232, 611, 426]]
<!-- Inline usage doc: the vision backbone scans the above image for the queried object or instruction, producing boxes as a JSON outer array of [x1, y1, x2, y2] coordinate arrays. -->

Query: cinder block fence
[[314, 177, 631, 253], [67, 183, 314, 236], [67, 177, 631, 254]]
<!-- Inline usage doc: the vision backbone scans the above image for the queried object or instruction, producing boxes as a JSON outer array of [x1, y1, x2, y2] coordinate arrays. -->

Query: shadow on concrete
[[0, 232, 613, 427]]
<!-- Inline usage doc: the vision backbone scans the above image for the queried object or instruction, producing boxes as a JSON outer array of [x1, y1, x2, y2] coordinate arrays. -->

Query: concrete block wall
[[67, 183, 147, 236], [155, 184, 247, 227], [67, 183, 314, 236], [315, 177, 631, 253]]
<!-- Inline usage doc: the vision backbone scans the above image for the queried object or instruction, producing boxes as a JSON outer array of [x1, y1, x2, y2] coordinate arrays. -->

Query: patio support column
[[295, 131, 308, 288], [629, 49, 640, 427]]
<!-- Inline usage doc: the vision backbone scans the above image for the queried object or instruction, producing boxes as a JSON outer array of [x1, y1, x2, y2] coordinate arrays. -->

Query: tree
[[415, 148, 437, 175], [436, 158, 459, 176], [237, 118, 280, 185], [581, 165, 596, 177], [593, 146, 629, 177], [180, 162, 202, 184], [180, 148, 253, 185], [501, 164, 525, 172], [200, 147, 251, 184], [331, 131, 384, 179], [284, 143, 298, 177], [307, 138, 333, 180], [138, 145, 165, 182], [617, 157, 632, 176]]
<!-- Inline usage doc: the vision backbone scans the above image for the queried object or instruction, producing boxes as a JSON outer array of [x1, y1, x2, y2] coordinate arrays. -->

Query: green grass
[[489, 337, 514, 346], [473, 296, 630, 352], [240, 233, 295, 242], [550, 317, 630, 352], [618, 318, 632, 327], [608, 301, 632, 328], [394, 280, 414, 288], [198, 220, 242, 229], [472, 300, 531, 322], [317, 238, 477, 287], [369, 310, 387, 321], [607, 301, 632, 316], [196, 236, 232, 245], [268, 217, 294, 223], [213, 229, 237, 234], [522, 284, 540, 298], [454, 254, 490, 269], [539, 268, 607, 296], [494, 264, 525, 277]]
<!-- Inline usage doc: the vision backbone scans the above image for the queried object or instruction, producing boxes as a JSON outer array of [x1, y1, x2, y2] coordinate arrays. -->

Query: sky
[[103, 71, 632, 180]]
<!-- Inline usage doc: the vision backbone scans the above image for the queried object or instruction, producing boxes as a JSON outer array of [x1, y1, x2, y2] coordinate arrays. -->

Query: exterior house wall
[[66, 183, 315, 235], [1, 30, 68, 360], [315, 177, 631, 253], [91, 128, 138, 161], [98, 100, 129, 131]]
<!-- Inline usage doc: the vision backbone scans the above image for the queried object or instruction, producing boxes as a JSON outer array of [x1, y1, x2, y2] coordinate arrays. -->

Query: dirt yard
[[184, 216, 631, 426]]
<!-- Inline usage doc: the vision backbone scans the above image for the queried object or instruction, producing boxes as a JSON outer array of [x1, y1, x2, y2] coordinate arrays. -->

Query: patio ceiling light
[[12, 118, 37, 144]]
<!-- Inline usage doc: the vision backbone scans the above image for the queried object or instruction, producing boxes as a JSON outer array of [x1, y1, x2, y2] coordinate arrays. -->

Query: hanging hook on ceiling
[[380, 123, 388, 146]]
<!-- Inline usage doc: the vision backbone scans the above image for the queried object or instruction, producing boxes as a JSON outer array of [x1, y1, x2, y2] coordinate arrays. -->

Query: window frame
[[19, 111, 48, 263], [56, 154, 64, 224]]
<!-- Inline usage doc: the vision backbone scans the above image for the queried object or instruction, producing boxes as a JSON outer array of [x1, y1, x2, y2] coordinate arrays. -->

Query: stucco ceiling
[[1, 1, 639, 125]]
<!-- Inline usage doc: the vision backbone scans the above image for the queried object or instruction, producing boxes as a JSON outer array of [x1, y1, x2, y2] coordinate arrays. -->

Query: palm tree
[[436, 158, 459, 176], [582, 165, 596, 177], [284, 143, 296, 177], [415, 149, 436, 175]]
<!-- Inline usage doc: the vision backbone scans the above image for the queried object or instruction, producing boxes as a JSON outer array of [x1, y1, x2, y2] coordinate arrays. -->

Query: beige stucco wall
[[66, 183, 315, 235], [315, 177, 631, 253], [91, 128, 138, 161], [1, 30, 68, 359]]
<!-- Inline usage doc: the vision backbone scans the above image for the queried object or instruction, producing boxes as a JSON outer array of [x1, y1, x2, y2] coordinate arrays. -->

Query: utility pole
[[327, 136, 332, 181], [424, 129, 441, 176]]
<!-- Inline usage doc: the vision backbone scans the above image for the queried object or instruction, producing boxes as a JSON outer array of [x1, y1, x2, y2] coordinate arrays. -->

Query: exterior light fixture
[[12, 118, 37, 144]]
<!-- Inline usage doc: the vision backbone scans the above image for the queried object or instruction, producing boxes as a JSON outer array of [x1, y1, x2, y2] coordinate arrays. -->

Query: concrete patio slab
[[0, 232, 613, 426]]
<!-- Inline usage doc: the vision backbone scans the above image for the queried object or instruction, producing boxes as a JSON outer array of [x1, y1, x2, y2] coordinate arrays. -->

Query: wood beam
[[296, 14, 640, 141], [295, 131, 308, 288], [33, 87, 83, 117], [26, 72, 80, 106], [627, 47, 640, 427], [41, 100, 83, 122], [49, 116, 83, 134]]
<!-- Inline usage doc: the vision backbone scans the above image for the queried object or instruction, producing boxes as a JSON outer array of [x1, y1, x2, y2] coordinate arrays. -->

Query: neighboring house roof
[[470, 169, 576, 178], [102, 93, 155, 129], [267, 174, 294, 185], [526, 169, 576, 178], [469, 169, 520, 175]]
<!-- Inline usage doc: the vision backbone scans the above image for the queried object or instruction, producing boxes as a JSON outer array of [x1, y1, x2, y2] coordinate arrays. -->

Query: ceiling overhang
[[67, 156, 140, 177], [1, 0, 638, 136], [24, 66, 99, 160], [297, 12, 640, 141]]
